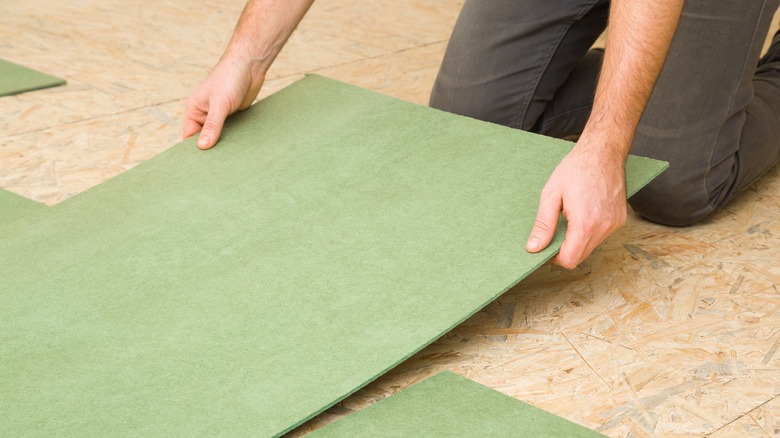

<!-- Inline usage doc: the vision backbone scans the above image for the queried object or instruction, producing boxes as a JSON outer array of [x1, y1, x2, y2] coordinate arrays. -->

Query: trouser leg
[[430, 0, 609, 132], [629, 0, 780, 225], [533, 47, 604, 138]]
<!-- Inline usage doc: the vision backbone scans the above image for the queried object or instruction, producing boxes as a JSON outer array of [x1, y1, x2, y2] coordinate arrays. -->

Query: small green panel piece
[[310, 372, 605, 437], [0, 59, 65, 96]]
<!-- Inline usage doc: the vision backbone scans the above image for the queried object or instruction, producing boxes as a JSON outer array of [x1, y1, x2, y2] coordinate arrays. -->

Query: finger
[[182, 99, 207, 140], [551, 225, 591, 269], [526, 190, 562, 253], [197, 102, 229, 150], [182, 116, 204, 140]]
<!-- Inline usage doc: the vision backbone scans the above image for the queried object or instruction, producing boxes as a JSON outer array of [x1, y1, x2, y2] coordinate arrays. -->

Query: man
[[183, 0, 780, 269]]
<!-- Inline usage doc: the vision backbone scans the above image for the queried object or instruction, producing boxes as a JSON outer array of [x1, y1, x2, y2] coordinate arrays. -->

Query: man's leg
[[629, 0, 780, 225], [532, 47, 604, 138], [430, 0, 609, 133]]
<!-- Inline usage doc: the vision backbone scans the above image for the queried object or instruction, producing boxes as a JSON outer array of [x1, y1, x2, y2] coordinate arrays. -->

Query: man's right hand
[[183, 56, 265, 150]]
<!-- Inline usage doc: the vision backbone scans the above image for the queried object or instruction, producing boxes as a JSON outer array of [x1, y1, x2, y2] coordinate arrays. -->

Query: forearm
[[222, 0, 315, 77], [582, 0, 684, 158]]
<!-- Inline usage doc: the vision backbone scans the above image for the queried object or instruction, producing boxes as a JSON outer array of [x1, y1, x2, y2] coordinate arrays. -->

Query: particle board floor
[[1, 1, 779, 437]]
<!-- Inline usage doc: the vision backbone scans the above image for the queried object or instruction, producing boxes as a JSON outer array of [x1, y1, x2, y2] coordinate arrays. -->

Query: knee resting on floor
[[628, 180, 715, 227]]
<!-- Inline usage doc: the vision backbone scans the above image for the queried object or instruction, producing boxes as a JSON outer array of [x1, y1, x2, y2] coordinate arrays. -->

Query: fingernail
[[527, 237, 539, 251], [198, 136, 210, 148]]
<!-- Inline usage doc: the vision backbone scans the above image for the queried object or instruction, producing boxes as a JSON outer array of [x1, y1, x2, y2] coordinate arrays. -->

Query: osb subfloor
[[1, 1, 779, 437]]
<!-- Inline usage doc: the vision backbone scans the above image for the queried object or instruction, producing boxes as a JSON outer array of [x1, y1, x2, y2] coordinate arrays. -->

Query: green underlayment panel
[[0, 189, 46, 227], [0, 58, 66, 97], [0, 75, 667, 437], [310, 372, 604, 437]]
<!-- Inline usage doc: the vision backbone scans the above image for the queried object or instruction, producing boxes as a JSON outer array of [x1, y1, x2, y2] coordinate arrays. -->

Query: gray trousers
[[430, 0, 780, 226]]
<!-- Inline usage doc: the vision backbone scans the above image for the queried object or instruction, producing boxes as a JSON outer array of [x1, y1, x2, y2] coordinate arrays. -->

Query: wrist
[[220, 47, 269, 81], [579, 117, 634, 160]]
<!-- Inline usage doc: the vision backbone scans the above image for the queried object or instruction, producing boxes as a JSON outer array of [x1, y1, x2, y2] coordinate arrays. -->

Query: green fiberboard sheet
[[310, 371, 604, 437], [0, 59, 66, 96], [0, 75, 666, 436], [0, 189, 45, 227]]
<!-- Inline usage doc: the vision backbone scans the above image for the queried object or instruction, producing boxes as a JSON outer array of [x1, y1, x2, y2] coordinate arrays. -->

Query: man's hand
[[183, 57, 265, 150], [182, 0, 315, 149], [526, 0, 683, 268], [526, 140, 627, 269]]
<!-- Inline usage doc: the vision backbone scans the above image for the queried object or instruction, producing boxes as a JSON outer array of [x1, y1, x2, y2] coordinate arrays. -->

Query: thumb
[[197, 102, 229, 150], [526, 191, 561, 253]]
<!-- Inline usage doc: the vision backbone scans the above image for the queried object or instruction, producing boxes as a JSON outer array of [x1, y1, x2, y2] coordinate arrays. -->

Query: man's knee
[[628, 178, 714, 227]]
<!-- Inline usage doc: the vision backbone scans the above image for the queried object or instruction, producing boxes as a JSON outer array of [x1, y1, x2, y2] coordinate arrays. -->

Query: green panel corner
[[0, 59, 66, 97], [0, 189, 46, 227], [309, 371, 605, 437]]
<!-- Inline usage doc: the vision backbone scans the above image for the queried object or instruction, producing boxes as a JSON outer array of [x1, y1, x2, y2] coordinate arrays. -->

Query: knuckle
[[559, 257, 578, 270], [556, 246, 581, 270], [533, 219, 554, 233], [540, 187, 558, 202], [185, 94, 202, 109], [581, 219, 598, 234], [202, 120, 222, 133], [218, 99, 233, 113]]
